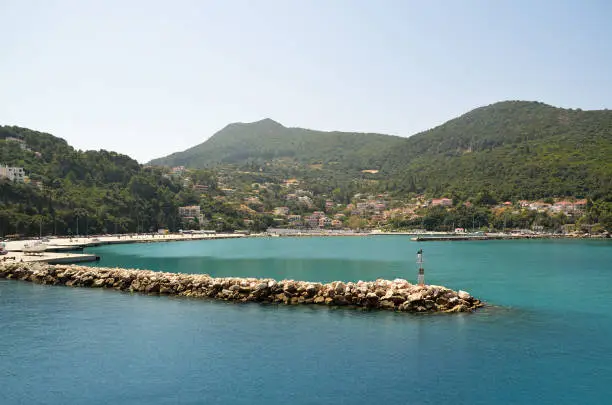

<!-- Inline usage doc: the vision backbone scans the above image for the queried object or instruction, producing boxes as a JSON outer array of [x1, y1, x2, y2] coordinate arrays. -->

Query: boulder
[[446, 304, 468, 313], [334, 282, 346, 294], [379, 300, 396, 310], [333, 295, 348, 306], [92, 279, 105, 288], [458, 290, 471, 300], [305, 284, 317, 297]]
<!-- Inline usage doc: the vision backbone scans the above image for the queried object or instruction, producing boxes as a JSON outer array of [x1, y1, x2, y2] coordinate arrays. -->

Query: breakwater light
[[416, 248, 424, 286]]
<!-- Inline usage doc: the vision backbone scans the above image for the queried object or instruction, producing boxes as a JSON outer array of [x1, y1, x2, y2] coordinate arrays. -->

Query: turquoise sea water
[[1, 237, 611, 404]]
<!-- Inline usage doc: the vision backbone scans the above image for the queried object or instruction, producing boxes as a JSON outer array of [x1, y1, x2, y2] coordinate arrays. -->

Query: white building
[[0, 165, 25, 182], [178, 205, 201, 218], [178, 205, 204, 228]]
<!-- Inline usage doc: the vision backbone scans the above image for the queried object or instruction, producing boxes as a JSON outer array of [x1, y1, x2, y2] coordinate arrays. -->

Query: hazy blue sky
[[1, 0, 611, 162]]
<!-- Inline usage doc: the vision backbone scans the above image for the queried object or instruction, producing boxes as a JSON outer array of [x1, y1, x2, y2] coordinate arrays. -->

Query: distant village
[[166, 165, 592, 234], [0, 135, 605, 236]]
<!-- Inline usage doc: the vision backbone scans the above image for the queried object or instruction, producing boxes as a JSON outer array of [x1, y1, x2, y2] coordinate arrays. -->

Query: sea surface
[[1, 237, 611, 404]]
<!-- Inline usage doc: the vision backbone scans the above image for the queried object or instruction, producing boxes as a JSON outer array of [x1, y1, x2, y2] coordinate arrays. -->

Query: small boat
[[23, 241, 48, 254]]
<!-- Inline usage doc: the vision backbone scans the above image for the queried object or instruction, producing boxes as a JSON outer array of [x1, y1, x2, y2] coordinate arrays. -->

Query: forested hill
[[379, 101, 612, 200], [150, 101, 612, 201], [148, 118, 405, 172], [0, 126, 185, 236]]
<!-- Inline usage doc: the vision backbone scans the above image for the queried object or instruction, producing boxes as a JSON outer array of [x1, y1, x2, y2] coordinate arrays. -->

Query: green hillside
[[380, 101, 612, 200], [3, 100, 611, 237], [0, 126, 186, 236], [148, 118, 405, 173], [150, 101, 612, 201]]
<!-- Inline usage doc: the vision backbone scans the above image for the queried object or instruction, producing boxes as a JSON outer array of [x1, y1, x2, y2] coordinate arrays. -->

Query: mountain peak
[[250, 118, 284, 128], [223, 118, 285, 132]]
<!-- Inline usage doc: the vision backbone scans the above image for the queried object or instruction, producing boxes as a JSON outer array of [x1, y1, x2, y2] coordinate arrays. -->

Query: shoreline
[[0, 262, 484, 314], [2, 231, 608, 265], [3, 230, 609, 250], [2, 232, 246, 251]]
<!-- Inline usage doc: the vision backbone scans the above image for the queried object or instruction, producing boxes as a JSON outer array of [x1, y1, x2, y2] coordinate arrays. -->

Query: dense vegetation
[[0, 126, 187, 236], [380, 101, 612, 201], [385, 202, 612, 234], [151, 101, 612, 202], [149, 118, 405, 175]]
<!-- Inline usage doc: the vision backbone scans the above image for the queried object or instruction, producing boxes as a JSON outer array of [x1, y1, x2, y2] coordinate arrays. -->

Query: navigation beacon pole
[[416, 248, 425, 286]]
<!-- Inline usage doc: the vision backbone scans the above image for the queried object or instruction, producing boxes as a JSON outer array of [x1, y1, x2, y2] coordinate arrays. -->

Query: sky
[[1, 0, 611, 162]]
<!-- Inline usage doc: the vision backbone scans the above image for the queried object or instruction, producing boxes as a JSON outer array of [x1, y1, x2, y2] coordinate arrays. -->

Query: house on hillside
[[552, 199, 588, 215], [318, 216, 332, 228], [430, 198, 453, 207], [573, 199, 587, 213], [283, 178, 300, 187], [0, 165, 25, 183], [287, 215, 302, 226], [528, 202, 552, 212], [178, 205, 201, 218], [178, 205, 204, 227], [305, 215, 319, 228], [193, 184, 209, 194]]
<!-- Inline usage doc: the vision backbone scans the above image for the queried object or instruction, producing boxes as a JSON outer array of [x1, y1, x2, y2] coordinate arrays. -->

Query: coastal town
[[165, 165, 604, 236], [1, 145, 606, 238]]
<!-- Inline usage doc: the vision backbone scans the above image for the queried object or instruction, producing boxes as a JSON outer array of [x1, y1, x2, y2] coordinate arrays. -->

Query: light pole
[[416, 249, 425, 286]]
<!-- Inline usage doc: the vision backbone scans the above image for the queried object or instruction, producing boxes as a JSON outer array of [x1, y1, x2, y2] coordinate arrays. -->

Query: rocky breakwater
[[0, 262, 484, 313]]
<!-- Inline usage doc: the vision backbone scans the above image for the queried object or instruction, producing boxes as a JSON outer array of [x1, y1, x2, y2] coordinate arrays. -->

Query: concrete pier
[[3, 233, 246, 252], [0, 251, 100, 264]]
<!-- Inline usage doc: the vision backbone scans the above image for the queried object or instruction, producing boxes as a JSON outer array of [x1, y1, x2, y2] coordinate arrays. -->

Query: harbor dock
[[409, 233, 547, 241], [411, 235, 505, 241], [1, 233, 246, 265], [1, 251, 100, 264]]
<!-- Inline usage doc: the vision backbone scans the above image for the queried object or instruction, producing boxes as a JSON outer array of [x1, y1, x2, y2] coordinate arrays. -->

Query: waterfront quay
[[1, 233, 246, 265]]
